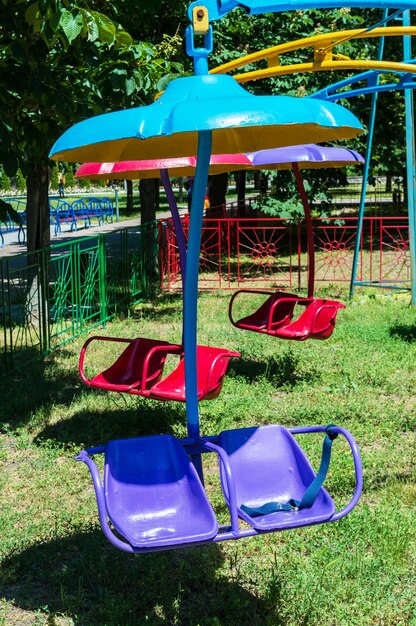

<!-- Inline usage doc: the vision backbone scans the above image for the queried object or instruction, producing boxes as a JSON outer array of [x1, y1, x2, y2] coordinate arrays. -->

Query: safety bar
[[289, 424, 363, 521], [266, 296, 313, 333]]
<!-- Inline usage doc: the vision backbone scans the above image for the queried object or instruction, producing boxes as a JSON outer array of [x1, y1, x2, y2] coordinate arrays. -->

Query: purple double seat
[[77, 424, 362, 553]]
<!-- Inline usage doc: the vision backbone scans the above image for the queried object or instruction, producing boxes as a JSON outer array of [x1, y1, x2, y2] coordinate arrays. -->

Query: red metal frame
[[159, 215, 410, 291]]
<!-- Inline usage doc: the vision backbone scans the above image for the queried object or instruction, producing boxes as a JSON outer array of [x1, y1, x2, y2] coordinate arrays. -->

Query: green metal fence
[[0, 222, 158, 377]]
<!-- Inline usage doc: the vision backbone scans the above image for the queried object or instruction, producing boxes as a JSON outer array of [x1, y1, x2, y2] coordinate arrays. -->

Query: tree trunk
[[139, 178, 159, 287], [26, 160, 50, 254], [235, 170, 247, 217], [260, 172, 269, 194], [126, 179, 134, 213], [25, 159, 50, 340], [208, 173, 228, 217], [385, 173, 392, 193], [177, 177, 184, 203], [253, 171, 261, 191]]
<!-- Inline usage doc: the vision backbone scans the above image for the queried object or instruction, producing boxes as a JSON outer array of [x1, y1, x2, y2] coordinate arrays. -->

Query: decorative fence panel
[[160, 216, 410, 291], [1, 222, 157, 377]]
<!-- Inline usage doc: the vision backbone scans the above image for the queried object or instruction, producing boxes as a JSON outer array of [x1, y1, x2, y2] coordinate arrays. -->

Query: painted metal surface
[[189, 0, 416, 21], [247, 144, 364, 169], [79, 336, 240, 402], [211, 27, 416, 77], [50, 74, 363, 164], [75, 154, 252, 180], [350, 11, 387, 298], [160, 216, 411, 290], [403, 11, 416, 304], [312, 69, 416, 101], [76, 424, 362, 552], [1, 225, 155, 377], [51, 4, 366, 539], [232, 59, 416, 84]]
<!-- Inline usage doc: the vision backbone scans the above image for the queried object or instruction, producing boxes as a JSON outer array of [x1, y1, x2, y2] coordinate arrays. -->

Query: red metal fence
[[159, 215, 410, 291]]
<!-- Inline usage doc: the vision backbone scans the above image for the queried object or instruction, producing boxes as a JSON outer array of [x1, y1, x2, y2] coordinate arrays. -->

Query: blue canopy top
[[50, 74, 363, 163]]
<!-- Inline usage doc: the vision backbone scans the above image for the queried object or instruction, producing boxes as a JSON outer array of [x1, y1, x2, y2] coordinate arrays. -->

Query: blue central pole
[[183, 131, 212, 448]]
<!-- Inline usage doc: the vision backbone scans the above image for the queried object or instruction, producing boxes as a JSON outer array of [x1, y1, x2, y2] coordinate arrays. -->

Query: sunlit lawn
[[1, 288, 416, 625]]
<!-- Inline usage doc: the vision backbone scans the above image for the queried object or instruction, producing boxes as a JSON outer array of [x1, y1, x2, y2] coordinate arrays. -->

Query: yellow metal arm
[[211, 26, 416, 76], [232, 59, 416, 84]]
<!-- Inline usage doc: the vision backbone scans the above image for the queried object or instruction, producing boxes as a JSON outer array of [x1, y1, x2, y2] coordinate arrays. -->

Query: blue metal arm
[[188, 0, 416, 22], [312, 68, 416, 102]]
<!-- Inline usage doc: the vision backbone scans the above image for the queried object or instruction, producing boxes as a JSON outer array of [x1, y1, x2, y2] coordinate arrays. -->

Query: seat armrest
[[78, 336, 132, 384], [198, 439, 240, 535], [229, 289, 276, 327], [76, 449, 135, 553], [140, 343, 183, 392]]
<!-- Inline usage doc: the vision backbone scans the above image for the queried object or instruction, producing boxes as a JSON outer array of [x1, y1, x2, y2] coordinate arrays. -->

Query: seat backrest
[[274, 299, 323, 337], [195, 346, 236, 392], [310, 300, 345, 337], [247, 293, 297, 328], [99, 338, 169, 387], [104, 435, 218, 548], [251, 294, 284, 327], [149, 345, 238, 400], [218, 425, 316, 508]]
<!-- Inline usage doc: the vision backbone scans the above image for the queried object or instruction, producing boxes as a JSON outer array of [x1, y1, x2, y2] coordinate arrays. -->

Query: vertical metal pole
[[292, 163, 315, 298], [349, 10, 388, 298], [183, 130, 212, 479], [115, 188, 119, 223], [160, 169, 187, 285], [160, 168, 188, 340], [403, 10, 416, 305], [98, 234, 108, 324]]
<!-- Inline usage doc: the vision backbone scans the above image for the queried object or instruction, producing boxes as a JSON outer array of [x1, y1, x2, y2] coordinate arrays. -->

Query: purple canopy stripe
[[246, 144, 364, 297]]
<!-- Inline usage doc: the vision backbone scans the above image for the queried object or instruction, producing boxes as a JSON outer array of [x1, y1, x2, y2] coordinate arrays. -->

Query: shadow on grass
[[389, 322, 416, 343], [229, 350, 318, 387], [0, 347, 84, 429], [35, 400, 186, 449], [130, 292, 184, 322], [0, 531, 285, 626], [133, 305, 183, 322]]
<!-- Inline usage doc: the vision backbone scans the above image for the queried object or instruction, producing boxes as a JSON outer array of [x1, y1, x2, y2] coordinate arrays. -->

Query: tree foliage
[[0, 0, 183, 250], [210, 7, 411, 204]]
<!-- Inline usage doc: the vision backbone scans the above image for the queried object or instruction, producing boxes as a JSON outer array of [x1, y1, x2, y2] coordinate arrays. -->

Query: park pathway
[[0, 206, 188, 259]]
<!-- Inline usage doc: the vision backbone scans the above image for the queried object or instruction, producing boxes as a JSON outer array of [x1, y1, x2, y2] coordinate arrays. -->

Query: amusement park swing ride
[[47, 0, 416, 553]]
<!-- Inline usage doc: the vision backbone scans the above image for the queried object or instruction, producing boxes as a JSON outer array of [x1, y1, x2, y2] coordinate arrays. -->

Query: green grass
[[1, 288, 416, 625]]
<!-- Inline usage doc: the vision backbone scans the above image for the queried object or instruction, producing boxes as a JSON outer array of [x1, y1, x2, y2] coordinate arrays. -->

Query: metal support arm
[[188, 0, 416, 23]]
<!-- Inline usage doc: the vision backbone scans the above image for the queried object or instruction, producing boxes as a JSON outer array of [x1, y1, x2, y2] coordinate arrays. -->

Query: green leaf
[[59, 9, 83, 44], [24, 2, 41, 26], [125, 76, 136, 96], [92, 12, 116, 46], [115, 30, 133, 47]]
